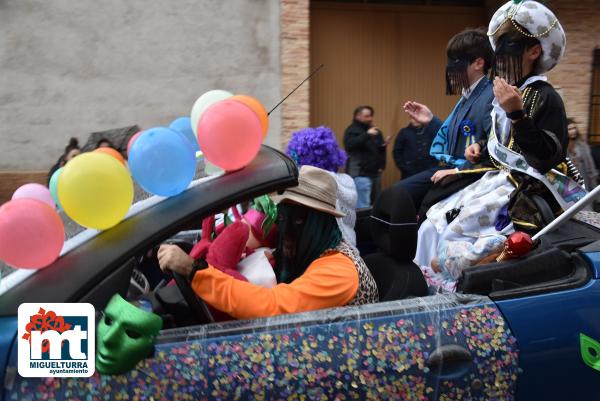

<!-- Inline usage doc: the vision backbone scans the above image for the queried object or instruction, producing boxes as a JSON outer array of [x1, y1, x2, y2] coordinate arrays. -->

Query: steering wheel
[[172, 270, 214, 325], [162, 238, 215, 325]]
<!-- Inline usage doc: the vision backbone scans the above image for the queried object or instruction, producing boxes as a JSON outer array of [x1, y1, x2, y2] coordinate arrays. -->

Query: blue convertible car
[[0, 146, 599, 400]]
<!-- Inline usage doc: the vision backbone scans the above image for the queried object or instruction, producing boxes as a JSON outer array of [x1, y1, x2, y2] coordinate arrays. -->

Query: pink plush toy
[[188, 196, 278, 321]]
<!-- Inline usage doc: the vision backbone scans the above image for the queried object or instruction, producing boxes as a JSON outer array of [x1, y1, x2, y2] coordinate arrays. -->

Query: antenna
[[267, 64, 325, 116]]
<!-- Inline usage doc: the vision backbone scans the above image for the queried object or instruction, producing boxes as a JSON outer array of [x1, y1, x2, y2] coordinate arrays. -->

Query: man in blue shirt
[[395, 29, 495, 210]]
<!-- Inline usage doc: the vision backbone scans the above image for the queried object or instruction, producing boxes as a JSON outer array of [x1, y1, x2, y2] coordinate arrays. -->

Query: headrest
[[370, 186, 417, 261]]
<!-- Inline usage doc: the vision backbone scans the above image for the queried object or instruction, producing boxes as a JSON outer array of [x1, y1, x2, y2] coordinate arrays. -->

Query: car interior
[[110, 183, 600, 331]]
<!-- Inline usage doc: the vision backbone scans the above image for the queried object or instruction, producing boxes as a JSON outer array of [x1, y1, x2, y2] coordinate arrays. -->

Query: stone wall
[[0, 0, 281, 170]]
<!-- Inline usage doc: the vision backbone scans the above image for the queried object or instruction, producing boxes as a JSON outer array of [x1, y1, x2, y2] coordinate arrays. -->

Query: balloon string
[[267, 64, 325, 116]]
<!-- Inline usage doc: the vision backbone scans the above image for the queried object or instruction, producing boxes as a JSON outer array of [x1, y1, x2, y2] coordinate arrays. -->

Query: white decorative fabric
[[417, 234, 506, 294], [488, 0, 566, 74], [237, 247, 277, 288], [415, 171, 515, 293], [332, 172, 358, 247], [415, 170, 515, 269], [437, 235, 506, 280]]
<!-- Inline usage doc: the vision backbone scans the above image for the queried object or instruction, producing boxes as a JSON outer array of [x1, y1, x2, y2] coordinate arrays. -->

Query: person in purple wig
[[286, 126, 358, 246]]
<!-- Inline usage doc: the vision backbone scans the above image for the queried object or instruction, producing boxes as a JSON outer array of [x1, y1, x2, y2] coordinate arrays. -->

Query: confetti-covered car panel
[[4, 294, 519, 401]]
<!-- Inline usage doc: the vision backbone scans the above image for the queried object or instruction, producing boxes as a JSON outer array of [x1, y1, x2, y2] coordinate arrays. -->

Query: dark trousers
[[371, 175, 382, 205], [394, 166, 444, 210]]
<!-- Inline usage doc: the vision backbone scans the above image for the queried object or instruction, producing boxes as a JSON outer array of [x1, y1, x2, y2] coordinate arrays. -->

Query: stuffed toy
[[189, 195, 278, 273], [187, 196, 278, 321]]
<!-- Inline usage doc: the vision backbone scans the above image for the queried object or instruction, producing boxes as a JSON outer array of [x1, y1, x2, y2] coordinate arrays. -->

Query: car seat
[[355, 207, 377, 256], [363, 186, 428, 301]]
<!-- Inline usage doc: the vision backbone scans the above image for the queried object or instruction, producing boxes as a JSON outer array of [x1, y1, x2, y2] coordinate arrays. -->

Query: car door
[[5, 293, 520, 400], [495, 249, 600, 401]]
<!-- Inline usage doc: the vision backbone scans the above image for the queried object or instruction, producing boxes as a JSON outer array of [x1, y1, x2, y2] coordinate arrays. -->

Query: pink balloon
[[197, 99, 262, 171], [127, 131, 143, 155], [0, 199, 64, 269], [12, 183, 55, 208]]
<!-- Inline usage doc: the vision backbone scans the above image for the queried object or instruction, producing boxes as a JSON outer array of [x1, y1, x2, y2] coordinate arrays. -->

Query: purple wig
[[286, 126, 347, 172]]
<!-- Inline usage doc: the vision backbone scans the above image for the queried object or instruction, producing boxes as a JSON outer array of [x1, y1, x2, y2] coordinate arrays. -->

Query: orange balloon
[[94, 147, 126, 165], [231, 95, 269, 138]]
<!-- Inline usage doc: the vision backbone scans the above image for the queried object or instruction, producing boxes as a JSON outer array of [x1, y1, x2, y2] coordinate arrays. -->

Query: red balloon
[[0, 199, 64, 269], [197, 99, 262, 171], [127, 131, 143, 155]]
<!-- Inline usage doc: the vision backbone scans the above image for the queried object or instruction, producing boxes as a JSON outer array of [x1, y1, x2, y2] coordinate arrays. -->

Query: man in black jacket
[[393, 117, 442, 179], [344, 106, 390, 208]]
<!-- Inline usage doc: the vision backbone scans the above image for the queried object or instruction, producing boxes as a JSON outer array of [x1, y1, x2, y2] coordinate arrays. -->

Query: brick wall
[[280, 0, 310, 148], [546, 0, 599, 139], [280, 0, 599, 147]]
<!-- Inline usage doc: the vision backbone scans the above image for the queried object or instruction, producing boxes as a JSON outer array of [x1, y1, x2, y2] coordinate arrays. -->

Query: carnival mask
[[445, 57, 470, 95], [96, 294, 162, 374], [493, 31, 539, 85]]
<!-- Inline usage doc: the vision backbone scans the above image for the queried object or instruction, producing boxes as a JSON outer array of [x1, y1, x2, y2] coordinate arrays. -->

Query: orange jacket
[[191, 252, 359, 320]]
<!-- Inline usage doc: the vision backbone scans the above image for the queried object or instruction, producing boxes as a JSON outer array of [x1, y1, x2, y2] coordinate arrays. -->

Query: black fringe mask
[[492, 54, 523, 86], [445, 58, 470, 95], [275, 203, 342, 284], [492, 31, 539, 85]]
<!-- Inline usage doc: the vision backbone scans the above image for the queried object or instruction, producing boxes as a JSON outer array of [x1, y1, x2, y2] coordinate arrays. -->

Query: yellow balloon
[[58, 153, 133, 230]]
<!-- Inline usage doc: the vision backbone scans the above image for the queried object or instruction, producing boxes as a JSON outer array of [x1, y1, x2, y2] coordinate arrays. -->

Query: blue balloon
[[129, 127, 196, 196], [169, 116, 200, 152]]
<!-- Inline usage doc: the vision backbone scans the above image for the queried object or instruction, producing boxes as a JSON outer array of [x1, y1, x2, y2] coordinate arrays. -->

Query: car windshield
[[0, 165, 223, 297]]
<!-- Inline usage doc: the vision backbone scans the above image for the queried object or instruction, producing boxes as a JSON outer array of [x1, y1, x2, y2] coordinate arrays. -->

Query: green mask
[[580, 333, 600, 373], [96, 294, 162, 374]]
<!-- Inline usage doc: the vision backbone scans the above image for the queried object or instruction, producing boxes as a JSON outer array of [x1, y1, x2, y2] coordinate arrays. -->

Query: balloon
[[127, 131, 143, 155], [169, 116, 200, 152], [12, 183, 55, 209], [94, 147, 126, 165], [128, 127, 196, 196], [190, 90, 232, 136], [49, 167, 63, 209], [58, 153, 133, 230], [197, 99, 263, 171], [0, 198, 64, 269], [231, 95, 269, 137]]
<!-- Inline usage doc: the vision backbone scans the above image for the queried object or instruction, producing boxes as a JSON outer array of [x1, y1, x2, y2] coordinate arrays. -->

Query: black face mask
[[445, 57, 471, 96], [493, 32, 539, 85], [275, 203, 341, 284], [277, 204, 307, 263]]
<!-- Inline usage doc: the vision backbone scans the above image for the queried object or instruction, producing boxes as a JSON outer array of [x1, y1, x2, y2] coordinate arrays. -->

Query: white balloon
[[190, 89, 233, 136]]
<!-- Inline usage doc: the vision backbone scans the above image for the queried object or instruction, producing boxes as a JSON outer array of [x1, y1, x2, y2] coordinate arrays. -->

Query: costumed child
[[396, 28, 495, 211], [415, 0, 587, 292]]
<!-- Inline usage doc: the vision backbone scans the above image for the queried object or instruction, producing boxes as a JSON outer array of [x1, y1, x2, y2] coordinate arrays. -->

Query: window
[[589, 48, 600, 144]]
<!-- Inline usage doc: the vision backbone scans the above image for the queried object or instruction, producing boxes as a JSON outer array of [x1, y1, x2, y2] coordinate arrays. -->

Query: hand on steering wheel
[[157, 241, 214, 324]]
